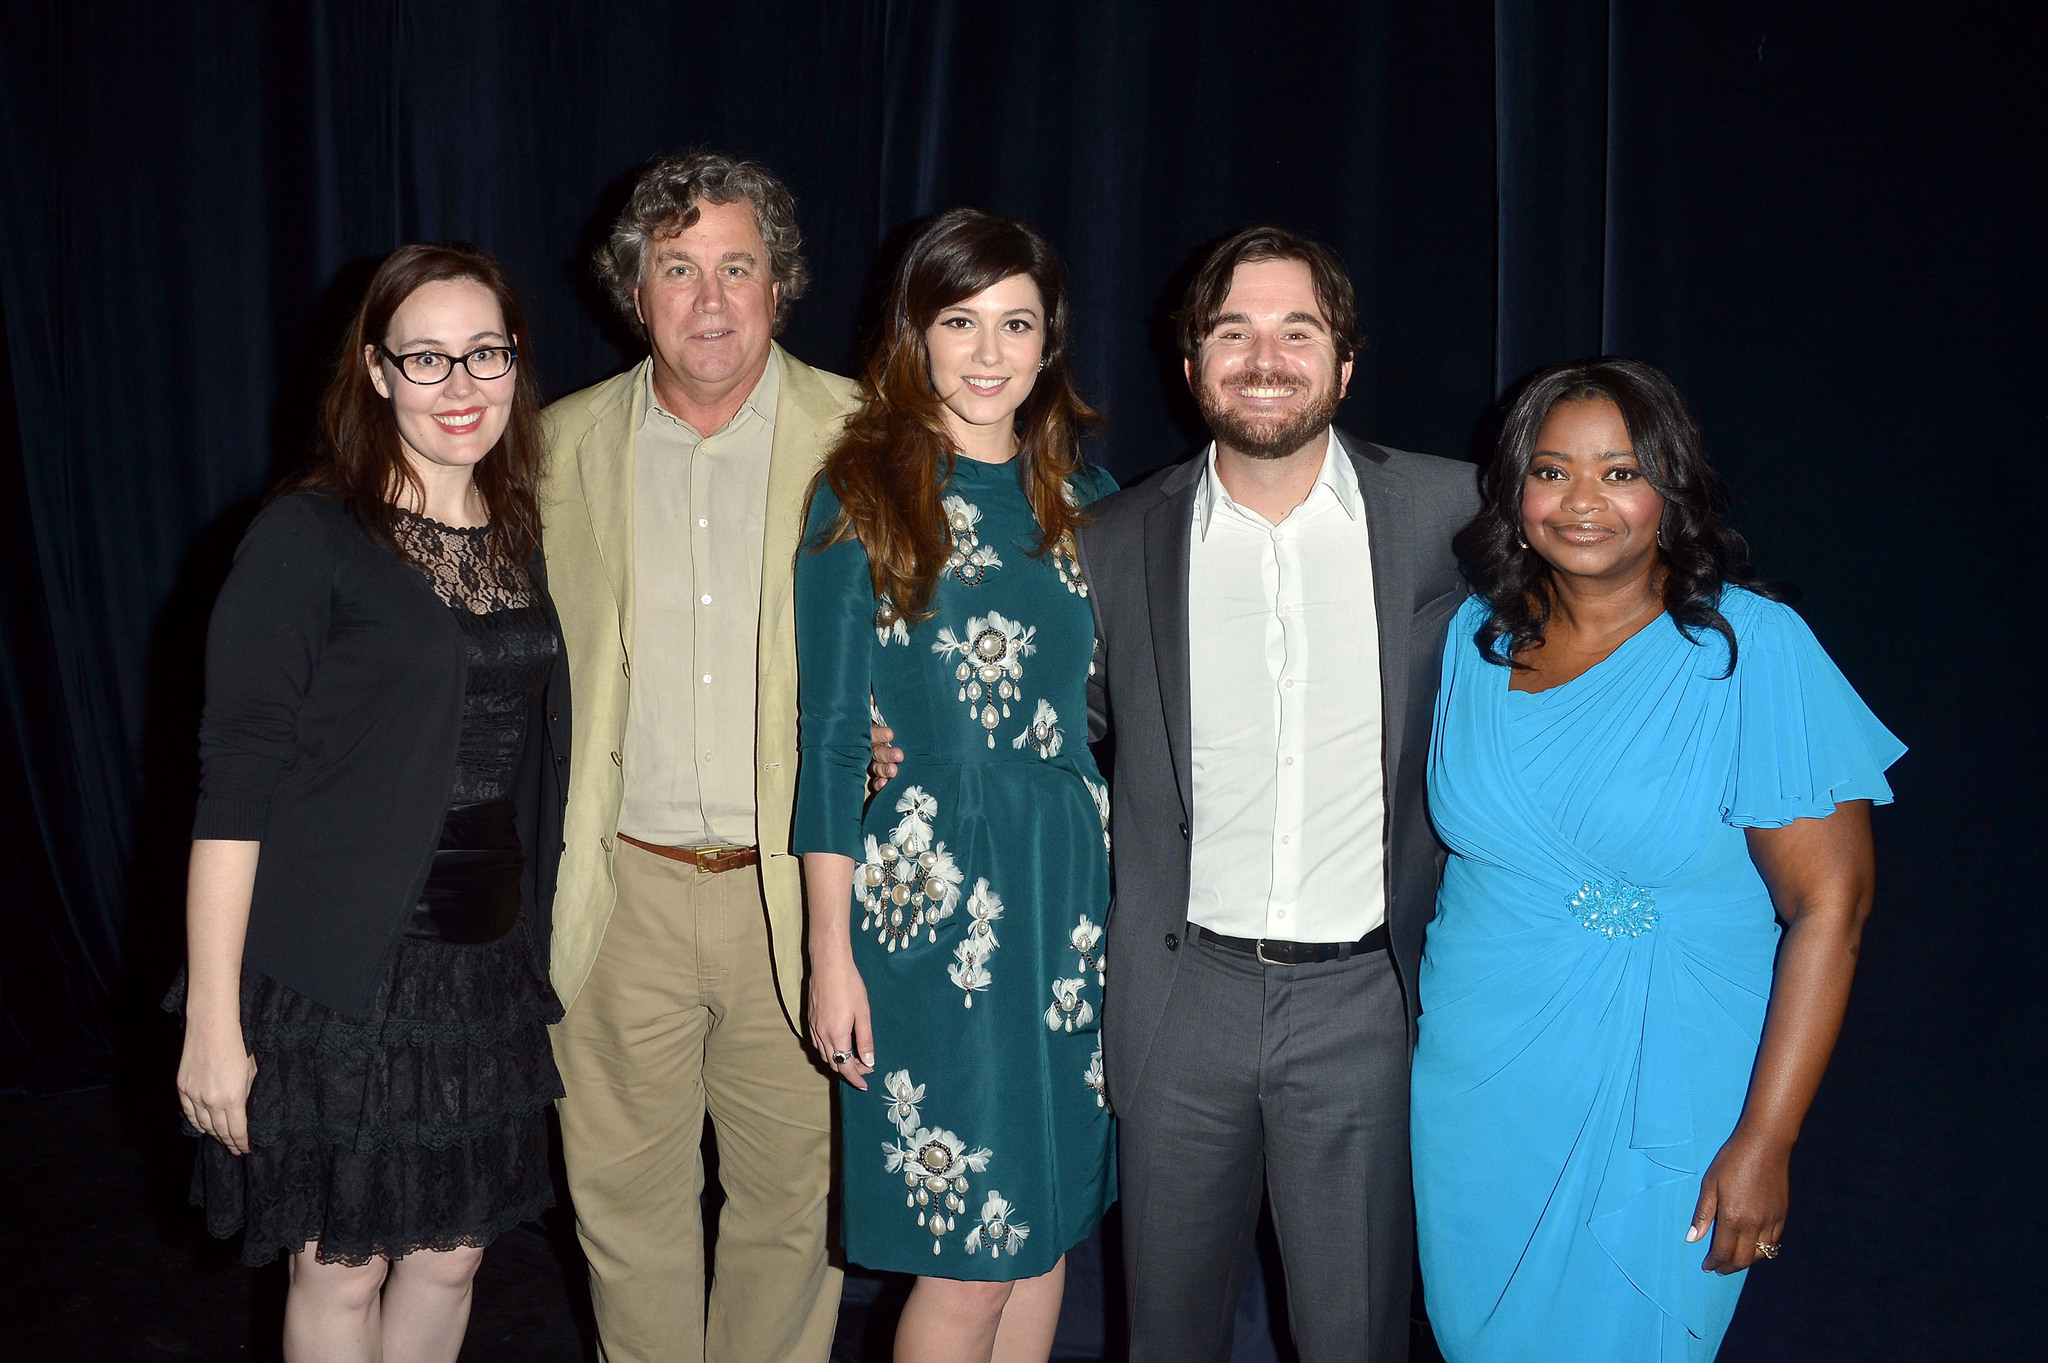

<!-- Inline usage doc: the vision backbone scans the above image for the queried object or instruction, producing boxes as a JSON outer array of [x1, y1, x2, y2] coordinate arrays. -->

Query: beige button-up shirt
[[1186, 430, 1388, 943], [617, 359, 779, 847]]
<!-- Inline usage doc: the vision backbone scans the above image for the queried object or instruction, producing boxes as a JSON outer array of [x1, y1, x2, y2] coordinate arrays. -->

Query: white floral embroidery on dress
[[1045, 977, 1094, 1033], [882, 1098, 993, 1256], [933, 611, 1037, 747], [855, 787, 963, 951], [1083, 1046, 1107, 1108], [948, 938, 991, 1004], [942, 495, 1003, 587], [1011, 698, 1063, 759], [875, 594, 910, 646], [1069, 913, 1104, 985], [1050, 533, 1089, 597], [963, 1191, 1031, 1258], [1084, 776, 1111, 852], [882, 1070, 925, 1134], [946, 878, 1005, 1007]]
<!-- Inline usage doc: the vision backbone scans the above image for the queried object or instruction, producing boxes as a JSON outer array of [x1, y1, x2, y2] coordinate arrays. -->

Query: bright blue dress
[[1412, 588, 1904, 1362], [792, 456, 1118, 1280]]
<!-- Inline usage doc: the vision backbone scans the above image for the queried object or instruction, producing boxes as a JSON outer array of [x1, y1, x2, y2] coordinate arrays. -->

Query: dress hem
[[844, 1207, 1107, 1284]]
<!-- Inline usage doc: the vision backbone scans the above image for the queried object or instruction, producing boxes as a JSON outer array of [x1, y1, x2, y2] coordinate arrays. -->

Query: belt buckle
[[1255, 939, 1286, 966], [694, 844, 740, 873]]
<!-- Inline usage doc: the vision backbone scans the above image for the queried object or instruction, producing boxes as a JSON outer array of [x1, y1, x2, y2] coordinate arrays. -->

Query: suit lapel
[[577, 359, 648, 650], [1144, 464, 1202, 824], [759, 345, 817, 653], [1347, 434, 1416, 792]]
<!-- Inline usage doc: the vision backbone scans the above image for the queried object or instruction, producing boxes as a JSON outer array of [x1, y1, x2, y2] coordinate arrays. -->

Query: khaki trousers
[[552, 839, 839, 1363]]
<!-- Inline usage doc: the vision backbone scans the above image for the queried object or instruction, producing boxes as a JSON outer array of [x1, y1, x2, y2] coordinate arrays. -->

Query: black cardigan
[[194, 491, 572, 1016]]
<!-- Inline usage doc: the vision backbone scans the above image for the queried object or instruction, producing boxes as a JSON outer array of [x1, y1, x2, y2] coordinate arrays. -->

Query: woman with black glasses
[[169, 243, 570, 1363]]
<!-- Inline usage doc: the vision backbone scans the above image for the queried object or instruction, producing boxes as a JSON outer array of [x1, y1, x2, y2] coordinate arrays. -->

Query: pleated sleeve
[[1722, 588, 1906, 828], [791, 481, 880, 859], [192, 494, 337, 841]]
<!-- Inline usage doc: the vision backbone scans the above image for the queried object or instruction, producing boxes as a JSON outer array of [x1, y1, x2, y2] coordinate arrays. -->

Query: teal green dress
[[1413, 588, 1904, 1360], [793, 455, 1118, 1280]]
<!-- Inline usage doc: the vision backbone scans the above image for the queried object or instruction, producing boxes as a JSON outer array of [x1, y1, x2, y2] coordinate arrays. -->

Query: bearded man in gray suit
[[1080, 227, 1475, 1362]]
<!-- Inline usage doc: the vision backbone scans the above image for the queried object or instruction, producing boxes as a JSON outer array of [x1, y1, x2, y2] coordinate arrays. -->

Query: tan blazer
[[540, 344, 861, 1025]]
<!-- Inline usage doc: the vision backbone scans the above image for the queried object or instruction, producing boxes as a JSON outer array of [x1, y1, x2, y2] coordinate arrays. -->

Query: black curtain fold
[[1493, 0, 1612, 387], [1, 2, 2040, 1352]]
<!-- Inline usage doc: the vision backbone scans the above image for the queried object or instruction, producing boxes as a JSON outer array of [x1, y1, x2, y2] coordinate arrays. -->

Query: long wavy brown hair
[[285, 242, 545, 568], [814, 208, 1101, 625]]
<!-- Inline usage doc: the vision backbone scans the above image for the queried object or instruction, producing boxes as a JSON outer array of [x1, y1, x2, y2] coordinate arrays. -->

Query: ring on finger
[[1754, 1241, 1780, 1259], [832, 1050, 854, 1065]]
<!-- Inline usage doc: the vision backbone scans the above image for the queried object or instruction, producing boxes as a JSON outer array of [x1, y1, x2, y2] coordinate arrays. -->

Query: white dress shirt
[[1186, 431, 1387, 943]]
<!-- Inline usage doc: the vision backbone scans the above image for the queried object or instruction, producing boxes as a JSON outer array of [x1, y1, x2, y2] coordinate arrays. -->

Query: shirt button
[[698, 517, 708, 528], [703, 750, 713, 762], [702, 674, 712, 684], [1277, 910, 1288, 919], [1281, 835, 1291, 845], [1284, 679, 1295, 690], [1285, 756, 1295, 766], [700, 593, 712, 605]]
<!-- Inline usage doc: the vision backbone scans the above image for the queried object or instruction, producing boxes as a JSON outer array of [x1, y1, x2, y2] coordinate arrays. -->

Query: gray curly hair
[[594, 151, 811, 338]]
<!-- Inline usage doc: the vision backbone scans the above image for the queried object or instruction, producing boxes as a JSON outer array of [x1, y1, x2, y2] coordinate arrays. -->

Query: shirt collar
[[639, 347, 781, 438], [1193, 428, 1362, 540]]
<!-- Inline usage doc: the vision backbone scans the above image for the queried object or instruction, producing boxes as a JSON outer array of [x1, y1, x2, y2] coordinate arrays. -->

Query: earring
[[1037, 359, 1047, 372], [1516, 532, 1528, 549]]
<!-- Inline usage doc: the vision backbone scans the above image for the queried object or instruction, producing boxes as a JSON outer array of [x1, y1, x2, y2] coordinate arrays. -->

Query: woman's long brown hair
[[284, 242, 545, 568], [814, 208, 1101, 625]]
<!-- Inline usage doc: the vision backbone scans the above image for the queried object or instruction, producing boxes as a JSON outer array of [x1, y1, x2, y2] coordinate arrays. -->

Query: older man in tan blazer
[[541, 152, 857, 1363]]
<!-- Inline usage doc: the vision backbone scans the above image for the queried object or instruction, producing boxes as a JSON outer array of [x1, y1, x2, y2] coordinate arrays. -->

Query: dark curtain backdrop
[[1, 2, 2039, 1356]]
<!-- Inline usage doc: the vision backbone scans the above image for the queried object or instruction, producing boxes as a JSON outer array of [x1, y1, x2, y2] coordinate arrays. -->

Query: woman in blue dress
[[1412, 357, 1904, 1361], [793, 209, 1116, 1363]]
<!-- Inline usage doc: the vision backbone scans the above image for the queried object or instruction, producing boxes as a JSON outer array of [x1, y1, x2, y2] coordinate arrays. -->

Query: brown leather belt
[[616, 832, 759, 874]]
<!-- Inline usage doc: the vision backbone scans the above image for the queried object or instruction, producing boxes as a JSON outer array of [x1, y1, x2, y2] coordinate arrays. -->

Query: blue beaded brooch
[[1569, 879, 1660, 939]]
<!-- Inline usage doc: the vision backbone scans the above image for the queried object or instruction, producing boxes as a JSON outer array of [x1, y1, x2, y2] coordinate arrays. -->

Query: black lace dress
[[173, 514, 565, 1266]]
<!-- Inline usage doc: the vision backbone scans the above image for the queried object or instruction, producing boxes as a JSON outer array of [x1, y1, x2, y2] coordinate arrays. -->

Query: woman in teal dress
[[793, 208, 1116, 1362], [1412, 357, 1904, 1362]]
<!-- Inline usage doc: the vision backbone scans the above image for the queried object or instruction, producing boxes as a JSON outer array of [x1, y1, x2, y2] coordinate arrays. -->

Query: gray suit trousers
[[1120, 931, 1412, 1363]]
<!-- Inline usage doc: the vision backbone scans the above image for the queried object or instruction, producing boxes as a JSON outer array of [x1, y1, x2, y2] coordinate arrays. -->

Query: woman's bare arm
[[175, 839, 261, 1155], [804, 851, 875, 1090], [1690, 799, 1875, 1272]]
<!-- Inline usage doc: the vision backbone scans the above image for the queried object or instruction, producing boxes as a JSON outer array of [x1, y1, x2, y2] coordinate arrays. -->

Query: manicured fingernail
[[1686, 1227, 1702, 1242], [862, 1052, 875, 1065]]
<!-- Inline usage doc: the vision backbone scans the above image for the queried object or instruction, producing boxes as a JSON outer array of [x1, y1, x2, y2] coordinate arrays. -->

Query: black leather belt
[[1189, 921, 1390, 965]]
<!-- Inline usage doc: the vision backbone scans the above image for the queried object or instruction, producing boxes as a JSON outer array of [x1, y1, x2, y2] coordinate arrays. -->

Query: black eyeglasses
[[377, 344, 518, 384]]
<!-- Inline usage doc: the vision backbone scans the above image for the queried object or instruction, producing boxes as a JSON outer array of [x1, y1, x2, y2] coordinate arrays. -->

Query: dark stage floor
[[1, 1086, 1444, 1362]]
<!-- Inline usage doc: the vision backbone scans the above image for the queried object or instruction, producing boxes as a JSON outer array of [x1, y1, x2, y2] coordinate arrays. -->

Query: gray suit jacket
[[1077, 429, 1478, 1104]]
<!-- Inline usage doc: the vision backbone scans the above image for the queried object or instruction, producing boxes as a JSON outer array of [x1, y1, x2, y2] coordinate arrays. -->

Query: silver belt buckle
[[1255, 939, 1285, 966]]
